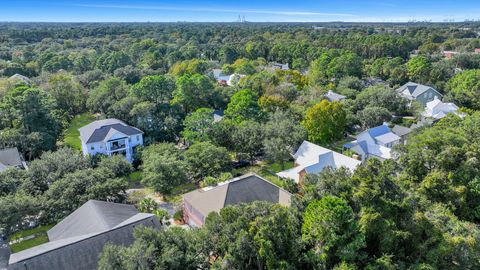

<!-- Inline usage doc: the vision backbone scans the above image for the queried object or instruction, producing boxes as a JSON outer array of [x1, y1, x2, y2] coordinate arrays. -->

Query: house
[[344, 124, 401, 161], [183, 173, 291, 227], [8, 200, 160, 270], [9, 74, 31, 85], [422, 97, 461, 120], [277, 141, 361, 183], [79, 119, 143, 162], [213, 110, 224, 123], [0, 148, 27, 173], [410, 118, 434, 130], [443, 51, 459, 59], [395, 82, 443, 107], [212, 69, 245, 86], [271, 63, 289, 71], [391, 125, 413, 144], [324, 90, 346, 102]]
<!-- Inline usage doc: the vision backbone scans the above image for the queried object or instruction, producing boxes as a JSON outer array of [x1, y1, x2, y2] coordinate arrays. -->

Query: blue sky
[[1, 0, 479, 22]]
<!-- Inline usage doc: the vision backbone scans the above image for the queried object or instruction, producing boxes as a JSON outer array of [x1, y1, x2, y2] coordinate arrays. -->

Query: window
[[136, 135, 140, 141], [128, 138, 131, 142], [90, 146, 94, 150]]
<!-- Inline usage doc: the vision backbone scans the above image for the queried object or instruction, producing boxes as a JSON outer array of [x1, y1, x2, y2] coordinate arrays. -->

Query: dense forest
[[1, 22, 480, 269]]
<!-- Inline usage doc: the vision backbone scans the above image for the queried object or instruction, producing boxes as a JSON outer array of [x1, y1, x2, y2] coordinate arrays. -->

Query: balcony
[[108, 139, 127, 151]]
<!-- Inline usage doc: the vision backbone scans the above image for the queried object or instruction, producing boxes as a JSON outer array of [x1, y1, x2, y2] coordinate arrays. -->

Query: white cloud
[[73, 4, 357, 17]]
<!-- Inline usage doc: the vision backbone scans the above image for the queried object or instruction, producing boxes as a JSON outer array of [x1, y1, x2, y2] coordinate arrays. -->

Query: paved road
[[0, 238, 10, 270]]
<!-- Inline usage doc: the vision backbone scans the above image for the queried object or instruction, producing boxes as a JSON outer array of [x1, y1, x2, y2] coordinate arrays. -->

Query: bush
[[173, 210, 184, 222]]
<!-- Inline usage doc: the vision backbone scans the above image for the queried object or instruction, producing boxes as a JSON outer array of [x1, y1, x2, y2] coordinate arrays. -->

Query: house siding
[[183, 200, 205, 227], [82, 133, 143, 163]]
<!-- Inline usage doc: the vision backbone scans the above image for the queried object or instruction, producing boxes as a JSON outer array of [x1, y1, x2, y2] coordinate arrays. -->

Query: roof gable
[[0, 147, 22, 168], [184, 174, 291, 217], [224, 176, 281, 206], [397, 82, 442, 98], [367, 125, 391, 138], [79, 119, 142, 144], [47, 200, 139, 241], [294, 141, 331, 164]]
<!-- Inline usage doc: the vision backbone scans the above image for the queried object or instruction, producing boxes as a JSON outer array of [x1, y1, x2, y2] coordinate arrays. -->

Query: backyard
[[63, 113, 96, 150], [8, 224, 54, 253]]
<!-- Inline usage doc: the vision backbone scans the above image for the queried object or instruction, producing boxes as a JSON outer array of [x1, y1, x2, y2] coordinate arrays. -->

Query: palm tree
[[137, 198, 157, 213]]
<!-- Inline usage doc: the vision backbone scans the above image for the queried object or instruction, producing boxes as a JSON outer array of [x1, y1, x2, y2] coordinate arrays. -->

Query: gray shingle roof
[[324, 90, 346, 102], [183, 174, 291, 217], [78, 119, 143, 144], [392, 125, 413, 137], [9, 74, 31, 85], [47, 200, 139, 241], [396, 82, 442, 99], [0, 148, 23, 169], [8, 200, 158, 269]]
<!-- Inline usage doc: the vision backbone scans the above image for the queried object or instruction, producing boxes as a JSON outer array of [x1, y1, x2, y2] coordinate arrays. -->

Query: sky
[[1, 0, 480, 23]]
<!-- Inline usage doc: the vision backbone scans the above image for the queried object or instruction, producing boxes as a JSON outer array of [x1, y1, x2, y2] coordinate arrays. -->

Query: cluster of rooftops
[[8, 173, 291, 269], [3, 77, 465, 269]]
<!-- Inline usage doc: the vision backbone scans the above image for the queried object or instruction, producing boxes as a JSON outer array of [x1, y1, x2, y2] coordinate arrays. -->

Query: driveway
[[0, 238, 10, 270]]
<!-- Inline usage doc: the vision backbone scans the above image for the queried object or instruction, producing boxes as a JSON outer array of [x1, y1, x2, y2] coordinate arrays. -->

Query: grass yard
[[165, 182, 197, 203], [326, 135, 356, 153], [263, 161, 294, 173], [9, 224, 54, 253], [10, 234, 49, 253], [9, 224, 54, 242], [126, 170, 143, 188], [63, 113, 96, 150]]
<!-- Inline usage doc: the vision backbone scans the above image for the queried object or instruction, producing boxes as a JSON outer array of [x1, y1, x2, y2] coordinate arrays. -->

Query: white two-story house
[[79, 119, 143, 162]]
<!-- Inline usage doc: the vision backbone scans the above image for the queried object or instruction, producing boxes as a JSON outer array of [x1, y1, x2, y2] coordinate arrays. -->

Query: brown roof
[[183, 173, 291, 218]]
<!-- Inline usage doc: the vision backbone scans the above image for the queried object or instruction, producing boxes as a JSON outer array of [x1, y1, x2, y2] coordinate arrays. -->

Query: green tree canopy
[[224, 89, 263, 123], [302, 196, 365, 268], [302, 100, 346, 144]]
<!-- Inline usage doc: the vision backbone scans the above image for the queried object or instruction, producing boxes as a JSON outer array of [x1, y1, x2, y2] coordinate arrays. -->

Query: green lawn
[[165, 182, 197, 203], [9, 224, 54, 253], [263, 161, 294, 173], [9, 224, 54, 242], [326, 136, 356, 153], [126, 170, 143, 188], [10, 234, 49, 253], [63, 113, 96, 150]]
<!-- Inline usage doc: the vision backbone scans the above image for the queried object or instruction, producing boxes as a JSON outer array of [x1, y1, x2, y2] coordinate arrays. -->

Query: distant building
[[324, 90, 346, 102], [475, 48, 480, 54], [443, 51, 459, 59], [212, 70, 245, 86], [213, 110, 224, 123], [395, 82, 443, 107], [79, 119, 143, 162], [183, 174, 291, 227], [0, 148, 27, 172], [271, 63, 289, 71], [9, 74, 31, 85], [391, 125, 413, 144], [344, 124, 401, 161], [422, 97, 461, 120], [8, 200, 160, 270], [277, 141, 361, 183]]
